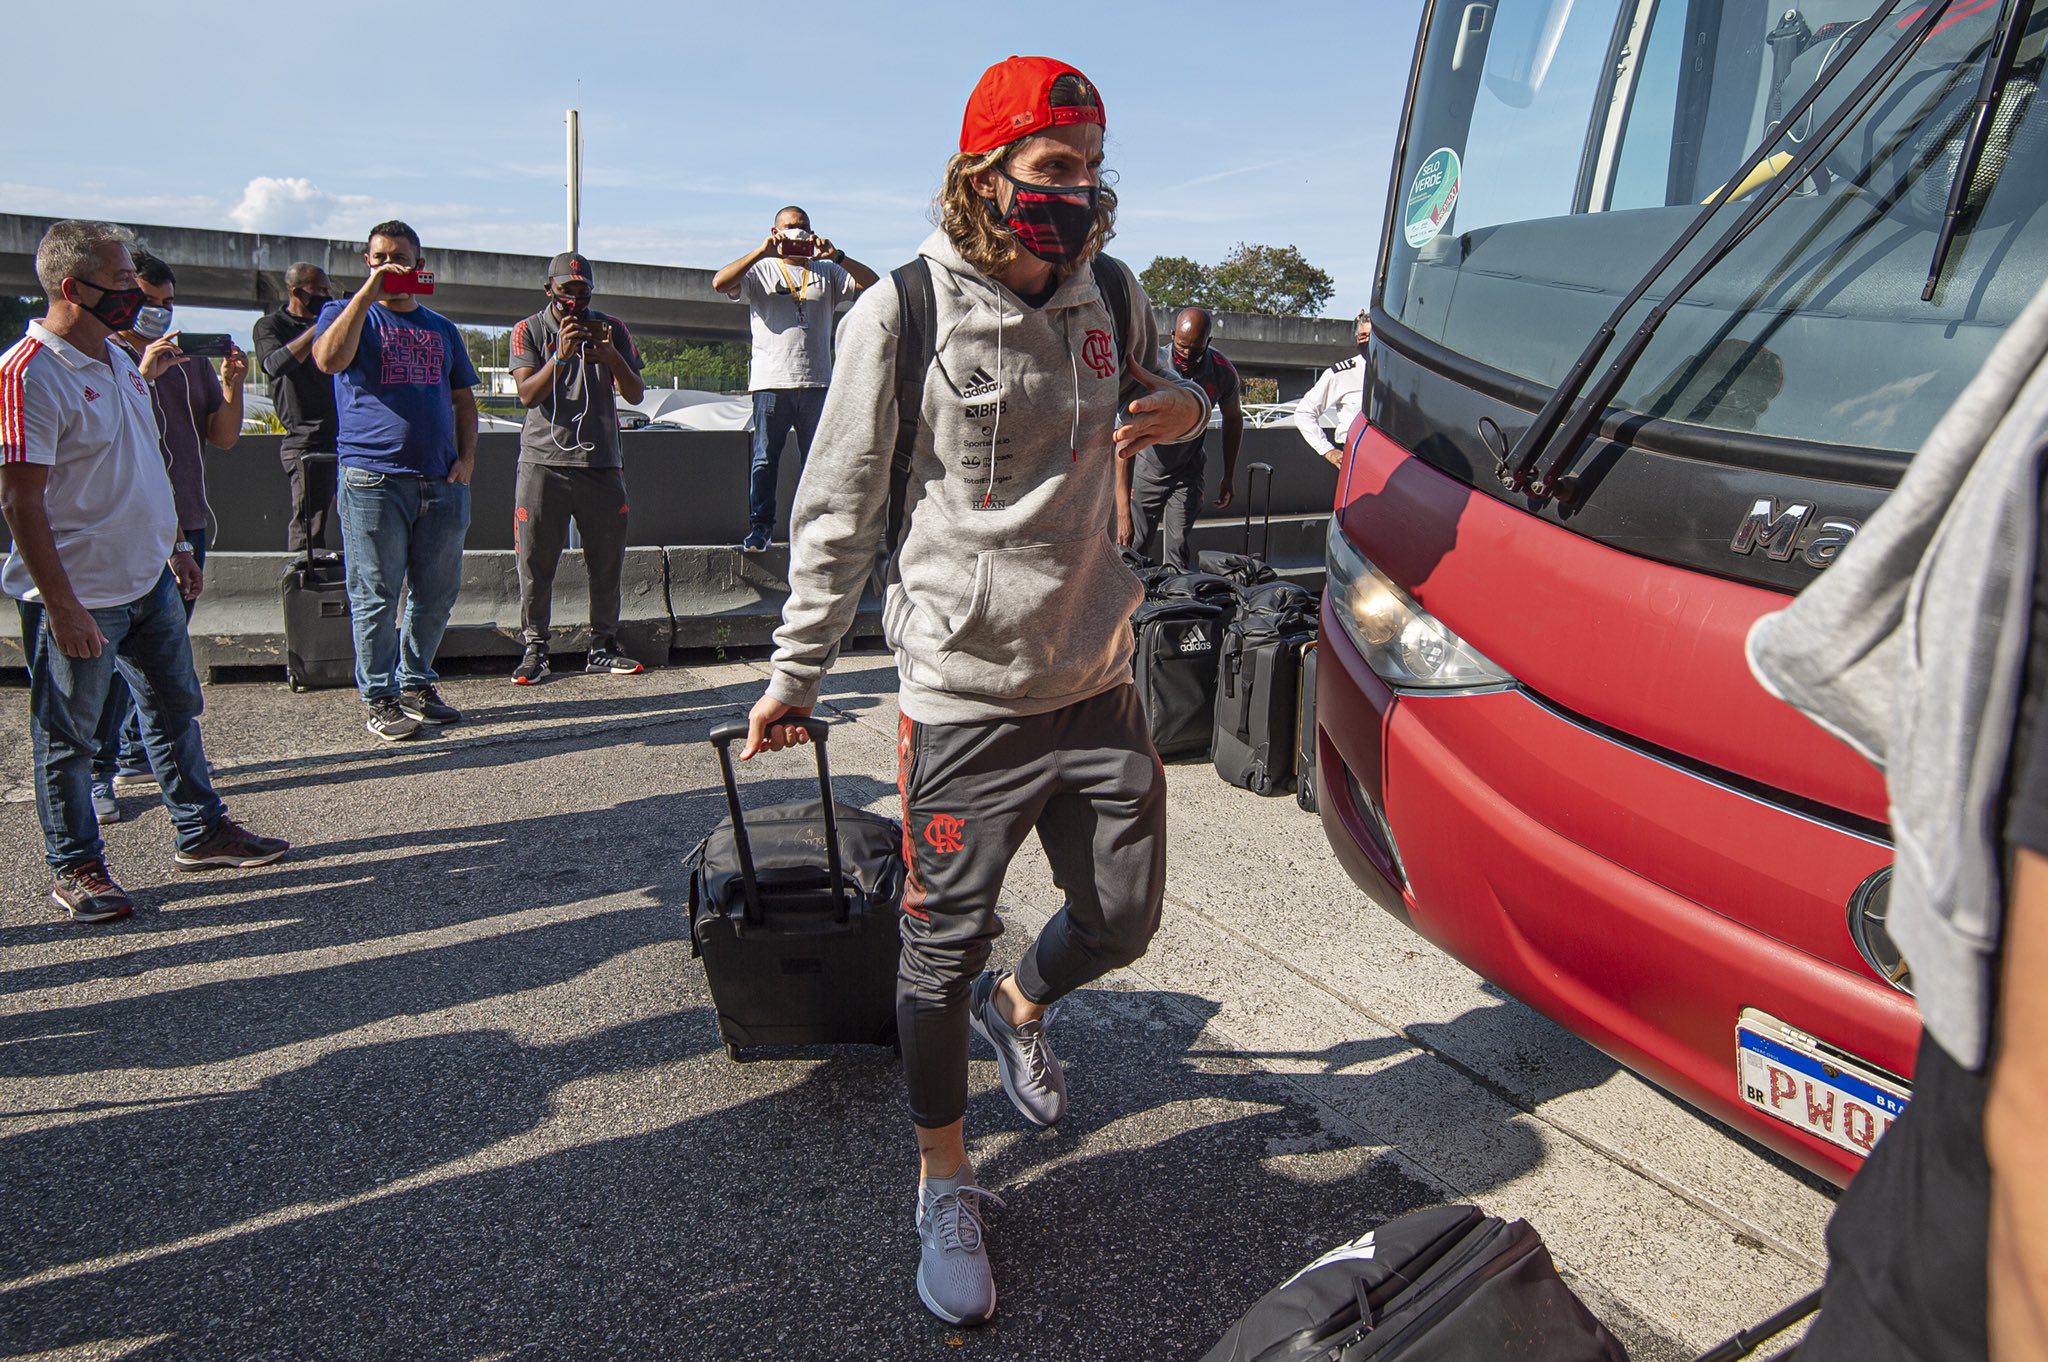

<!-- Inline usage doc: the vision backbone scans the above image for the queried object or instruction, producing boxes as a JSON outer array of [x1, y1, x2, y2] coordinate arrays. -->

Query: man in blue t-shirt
[[314, 220, 480, 743]]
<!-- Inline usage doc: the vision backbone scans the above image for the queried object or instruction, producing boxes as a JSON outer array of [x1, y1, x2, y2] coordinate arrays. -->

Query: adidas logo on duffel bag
[[1179, 627, 1212, 654]]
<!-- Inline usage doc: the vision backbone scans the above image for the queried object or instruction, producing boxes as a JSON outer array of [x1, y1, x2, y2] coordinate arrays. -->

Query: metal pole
[[567, 108, 581, 253]]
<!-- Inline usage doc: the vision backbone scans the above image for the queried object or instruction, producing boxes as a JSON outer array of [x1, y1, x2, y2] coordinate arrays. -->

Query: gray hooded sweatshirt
[[766, 230, 1210, 726], [1748, 277, 2048, 1070]]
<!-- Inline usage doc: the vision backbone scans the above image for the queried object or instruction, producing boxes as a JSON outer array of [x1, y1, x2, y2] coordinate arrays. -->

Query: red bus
[[1315, 0, 2047, 1183]]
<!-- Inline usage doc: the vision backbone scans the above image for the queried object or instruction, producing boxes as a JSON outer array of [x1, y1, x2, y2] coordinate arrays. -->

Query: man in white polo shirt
[[1, 221, 288, 923]]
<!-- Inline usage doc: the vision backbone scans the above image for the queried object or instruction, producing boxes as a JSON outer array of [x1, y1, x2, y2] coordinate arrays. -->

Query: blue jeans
[[336, 469, 470, 703], [97, 527, 208, 777], [748, 388, 826, 536], [20, 568, 227, 872]]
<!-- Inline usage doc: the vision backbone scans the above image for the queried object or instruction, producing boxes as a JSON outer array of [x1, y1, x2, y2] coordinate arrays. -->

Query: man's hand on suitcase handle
[[741, 695, 816, 760]]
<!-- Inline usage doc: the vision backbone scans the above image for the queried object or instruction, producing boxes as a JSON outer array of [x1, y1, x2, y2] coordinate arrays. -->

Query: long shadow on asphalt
[[0, 780, 896, 1075], [0, 986, 1692, 1361]]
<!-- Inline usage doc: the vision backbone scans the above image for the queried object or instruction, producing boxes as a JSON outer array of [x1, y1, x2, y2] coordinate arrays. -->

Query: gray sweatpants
[[514, 463, 631, 648], [1130, 455, 1204, 572], [894, 684, 1167, 1128]]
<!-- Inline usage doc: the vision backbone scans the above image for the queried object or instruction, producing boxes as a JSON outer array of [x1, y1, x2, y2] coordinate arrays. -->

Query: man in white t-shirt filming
[[712, 206, 878, 552], [0, 221, 288, 924], [1293, 310, 1372, 468]]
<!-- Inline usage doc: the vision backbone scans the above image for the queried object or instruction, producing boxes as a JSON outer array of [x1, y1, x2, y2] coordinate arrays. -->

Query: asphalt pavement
[[0, 649, 1836, 1361]]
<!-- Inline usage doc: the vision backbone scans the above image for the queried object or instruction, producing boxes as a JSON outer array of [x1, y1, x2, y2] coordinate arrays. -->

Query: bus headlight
[[1326, 522, 1515, 692]]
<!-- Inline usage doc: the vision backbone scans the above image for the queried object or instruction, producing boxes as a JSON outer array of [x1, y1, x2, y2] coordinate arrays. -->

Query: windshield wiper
[[1500, 0, 1955, 502], [1923, 0, 2033, 299]]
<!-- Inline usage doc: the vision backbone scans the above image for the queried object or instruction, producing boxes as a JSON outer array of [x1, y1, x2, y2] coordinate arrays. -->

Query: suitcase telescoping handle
[[299, 451, 338, 571], [1241, 461, 1274, 562], [706, 717, 849, 927]]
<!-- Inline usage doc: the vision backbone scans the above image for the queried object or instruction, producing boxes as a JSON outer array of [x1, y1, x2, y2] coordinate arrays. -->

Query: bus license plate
[[1736, 1010, 1909, 1160]]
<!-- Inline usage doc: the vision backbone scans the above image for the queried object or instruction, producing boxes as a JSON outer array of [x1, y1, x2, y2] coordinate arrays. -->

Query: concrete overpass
[[0, 213, 1353, 387]]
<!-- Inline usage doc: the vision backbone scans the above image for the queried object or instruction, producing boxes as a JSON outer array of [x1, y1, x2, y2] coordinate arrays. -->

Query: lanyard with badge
[[774, 258, 811, 327]]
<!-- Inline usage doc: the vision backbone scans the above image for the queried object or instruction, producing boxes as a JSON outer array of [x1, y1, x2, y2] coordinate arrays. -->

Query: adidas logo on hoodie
[[962, 366, 999, 398]]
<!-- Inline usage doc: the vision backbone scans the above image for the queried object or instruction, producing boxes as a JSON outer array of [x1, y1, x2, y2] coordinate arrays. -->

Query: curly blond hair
[[934, 75, 1117, 280]]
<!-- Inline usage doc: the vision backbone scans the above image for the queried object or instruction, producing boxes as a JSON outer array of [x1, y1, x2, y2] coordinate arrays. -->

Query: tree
[[1137, 245, 1337, 318], [1, 295, 46, 344], [1138, 256, 1208, 311], [1204, 244, 1335, 317]]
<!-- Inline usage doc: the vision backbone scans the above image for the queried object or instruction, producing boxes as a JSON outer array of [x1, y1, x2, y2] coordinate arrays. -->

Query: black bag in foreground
[[1199, 1205, 1629, 1362], [687, 718, 905, 1061]]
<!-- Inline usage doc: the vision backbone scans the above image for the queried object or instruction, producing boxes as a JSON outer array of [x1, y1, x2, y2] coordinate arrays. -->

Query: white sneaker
[[915, 1167, 1003, 1326]]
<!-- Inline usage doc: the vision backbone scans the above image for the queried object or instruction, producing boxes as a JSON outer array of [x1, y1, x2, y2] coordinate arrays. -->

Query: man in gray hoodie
[[739, 55, 1209, 1327]]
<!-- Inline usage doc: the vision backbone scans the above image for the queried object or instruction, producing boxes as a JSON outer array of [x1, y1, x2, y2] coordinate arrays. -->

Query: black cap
[[547, 252, 595, 288]]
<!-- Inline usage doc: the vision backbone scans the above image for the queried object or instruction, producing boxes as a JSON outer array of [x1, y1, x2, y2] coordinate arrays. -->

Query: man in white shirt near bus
[[0, 221, 288, 923], [1293, 310, 1372, 467]]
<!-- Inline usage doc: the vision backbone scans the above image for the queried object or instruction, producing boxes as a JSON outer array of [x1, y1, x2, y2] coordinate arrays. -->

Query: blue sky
[[1, 0, 1426, 342]]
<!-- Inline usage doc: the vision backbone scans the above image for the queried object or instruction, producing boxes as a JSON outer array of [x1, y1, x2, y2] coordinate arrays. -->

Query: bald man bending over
[[1116, 307, 1242, 571]]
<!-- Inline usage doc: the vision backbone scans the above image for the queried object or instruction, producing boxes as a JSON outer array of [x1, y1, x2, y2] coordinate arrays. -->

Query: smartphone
[[382, 269, 436, 295], [176, 333, 235, 358], [778, 237, 816, 259]]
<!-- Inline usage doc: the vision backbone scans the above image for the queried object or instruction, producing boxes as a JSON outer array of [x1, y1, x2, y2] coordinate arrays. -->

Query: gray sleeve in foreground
[[765, 282, 903, 710]]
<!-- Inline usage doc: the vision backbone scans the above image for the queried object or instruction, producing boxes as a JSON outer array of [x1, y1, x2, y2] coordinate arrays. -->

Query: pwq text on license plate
[[1737, 1011, 1910, 1158]]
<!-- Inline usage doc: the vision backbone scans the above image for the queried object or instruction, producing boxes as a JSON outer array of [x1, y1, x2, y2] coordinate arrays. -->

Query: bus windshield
[[1381, 0, 2048, 456]]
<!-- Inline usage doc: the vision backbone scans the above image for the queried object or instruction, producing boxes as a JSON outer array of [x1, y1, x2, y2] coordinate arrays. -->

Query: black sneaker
[[365, 698, 423, 743], [175, 816, 291, 870], [512, 645, 550, 686], [585, 646, 645, 675], [51, 860, 134, 923], [398, 685, 462, 725]]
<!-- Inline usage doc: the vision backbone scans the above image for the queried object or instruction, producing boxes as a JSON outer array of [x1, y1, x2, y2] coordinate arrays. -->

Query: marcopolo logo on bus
[[1404, 148, 1462, 249]]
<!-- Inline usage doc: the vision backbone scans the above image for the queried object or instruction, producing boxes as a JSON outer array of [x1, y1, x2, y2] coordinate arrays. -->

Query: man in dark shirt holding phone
[[505, 251, 647, 684], [712, 207, 877, 551], [252, 262, 339, 554], [313, 220, 479, 744]]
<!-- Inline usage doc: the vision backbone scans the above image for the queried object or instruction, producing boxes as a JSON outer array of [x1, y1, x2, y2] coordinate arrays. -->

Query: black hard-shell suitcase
[[1199, 461, 1281, 589], [1296, 640, 1320, 813], [1199, 1205, 1629, 1362], [280, 454, 354, 692], [687, 718, 905, 1062], [1213, 580, 1319, 796], [1133, 597, 1228, 759]]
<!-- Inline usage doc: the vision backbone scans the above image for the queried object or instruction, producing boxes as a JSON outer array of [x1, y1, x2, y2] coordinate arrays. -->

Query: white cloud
[[225, 176, 374, 237]]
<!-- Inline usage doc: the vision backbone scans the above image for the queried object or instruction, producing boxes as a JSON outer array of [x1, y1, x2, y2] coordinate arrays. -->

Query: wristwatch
[[173, 540, 195, 556]]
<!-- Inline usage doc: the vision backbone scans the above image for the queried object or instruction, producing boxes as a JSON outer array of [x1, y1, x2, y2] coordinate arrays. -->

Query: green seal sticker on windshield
[[1404, 147, 1462, 249]]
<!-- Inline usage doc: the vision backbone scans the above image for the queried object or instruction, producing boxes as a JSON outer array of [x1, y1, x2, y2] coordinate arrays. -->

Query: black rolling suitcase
[[1296, 640, 1320, 813], [1199, 461, 1281, 589], [1202, 1202, 1821, 1362], [1213, 580, 1319, 795], [687, 718, 905, 1062], [279, 453, 355, 692]]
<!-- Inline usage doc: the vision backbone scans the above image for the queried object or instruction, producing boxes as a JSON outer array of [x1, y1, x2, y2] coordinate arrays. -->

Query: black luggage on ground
[[1296, 640, 1320, 813], [1198, 1204, 1629, 1362], [1199, 461, 1281, 589], [279, 454, 355, 692], [687, 718, 906, 1061], [1213, 580, 1319, 795], [1132, 596, 1229, 759]]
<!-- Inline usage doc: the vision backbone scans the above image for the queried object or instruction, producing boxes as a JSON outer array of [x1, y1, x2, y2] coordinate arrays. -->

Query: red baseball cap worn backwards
[[959, 56, 1106, 156]]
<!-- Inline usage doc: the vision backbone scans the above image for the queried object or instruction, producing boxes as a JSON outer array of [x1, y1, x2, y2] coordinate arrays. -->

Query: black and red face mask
[[988, 168, 1100, 266]]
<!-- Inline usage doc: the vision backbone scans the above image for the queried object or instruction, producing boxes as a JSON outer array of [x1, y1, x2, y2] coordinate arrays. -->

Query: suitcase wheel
[[725, 1042, 745, 1063]]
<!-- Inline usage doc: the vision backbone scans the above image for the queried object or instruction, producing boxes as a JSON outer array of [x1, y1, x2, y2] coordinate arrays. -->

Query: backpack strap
[[1091, 255, 1134, 385], [879, 258, 938, 589]]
